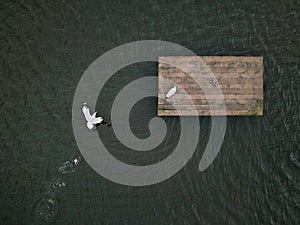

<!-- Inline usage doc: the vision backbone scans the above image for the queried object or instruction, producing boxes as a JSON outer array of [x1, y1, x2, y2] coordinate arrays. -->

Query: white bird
[[73, 156, 81, 166], [165, 86, 177, 99], [209, 79, 219, 86], [82, 103, 103, 129]]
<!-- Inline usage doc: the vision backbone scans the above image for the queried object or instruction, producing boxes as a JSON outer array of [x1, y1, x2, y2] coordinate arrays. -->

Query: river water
[[0, 0, 299, 224]]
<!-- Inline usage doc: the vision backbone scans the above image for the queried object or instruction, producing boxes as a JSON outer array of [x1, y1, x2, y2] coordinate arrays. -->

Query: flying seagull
[[82, 103, 103, 129], [165, 86, 177, 99]]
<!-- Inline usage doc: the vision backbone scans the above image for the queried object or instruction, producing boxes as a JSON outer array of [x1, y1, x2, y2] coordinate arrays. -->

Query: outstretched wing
[[82, 105, 92, 121], [82, 104, 103, 125], [92, 116, 103, 124]]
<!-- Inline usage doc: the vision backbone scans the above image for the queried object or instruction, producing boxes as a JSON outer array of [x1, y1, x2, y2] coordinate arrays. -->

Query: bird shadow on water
[[31, 156, 82, 225]]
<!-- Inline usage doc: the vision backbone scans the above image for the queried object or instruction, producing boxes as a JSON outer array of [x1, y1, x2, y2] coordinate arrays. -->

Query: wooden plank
[[157, 110, 259, 116], [158, 94, 263, 100], [158, 99, 253, 105], [157, 56, 264, 116]]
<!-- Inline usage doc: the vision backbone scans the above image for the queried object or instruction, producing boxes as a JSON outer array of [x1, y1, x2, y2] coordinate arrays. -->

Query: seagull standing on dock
[[209, 79, 219, 86], [82, 103, 103, 129], [165, 86, 177, 99]]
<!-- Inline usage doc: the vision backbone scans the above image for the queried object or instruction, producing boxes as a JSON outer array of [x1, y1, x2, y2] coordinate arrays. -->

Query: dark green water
[[0, 0, 299, 224]]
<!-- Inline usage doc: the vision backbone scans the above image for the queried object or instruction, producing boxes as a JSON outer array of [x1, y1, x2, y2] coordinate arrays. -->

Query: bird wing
[[82, 105, 103, 124], [82, 104, 103, 127], [92, 116, 103, 124], [82, 106, 93, 122]]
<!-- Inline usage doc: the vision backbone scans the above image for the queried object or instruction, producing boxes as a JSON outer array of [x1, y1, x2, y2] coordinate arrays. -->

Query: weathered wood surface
[[158, 56, 264, 116]]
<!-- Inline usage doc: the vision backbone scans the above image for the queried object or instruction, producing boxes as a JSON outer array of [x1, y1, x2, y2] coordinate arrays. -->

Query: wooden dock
[[158, 56, 263, 116]]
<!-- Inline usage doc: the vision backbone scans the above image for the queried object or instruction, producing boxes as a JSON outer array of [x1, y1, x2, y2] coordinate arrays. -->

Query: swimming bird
[[165, 86, 177, 99], [82, 103, 103, 129], [73, 156, 81, 166]]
